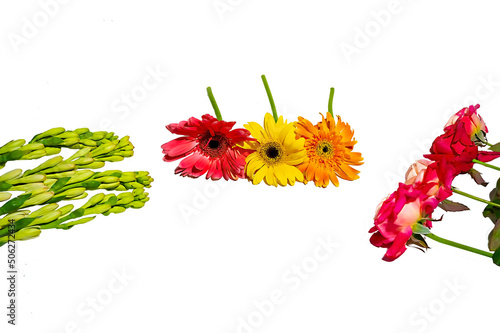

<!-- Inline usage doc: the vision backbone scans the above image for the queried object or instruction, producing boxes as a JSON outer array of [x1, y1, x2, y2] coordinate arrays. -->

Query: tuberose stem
[[261, 75, 278, 122], [473, 159, 500, 172], [206, 87, 222, 121], [426, 233, 493, 258], [328, 87, 335, 117], [452, 187, 500, 209]]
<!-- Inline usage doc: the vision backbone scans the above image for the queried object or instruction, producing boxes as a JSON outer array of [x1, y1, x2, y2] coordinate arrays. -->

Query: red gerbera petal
[[162, 114, 254, 180]]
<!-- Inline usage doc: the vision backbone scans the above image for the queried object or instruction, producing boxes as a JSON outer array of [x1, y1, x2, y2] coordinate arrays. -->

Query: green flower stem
[[328, 87, 335, 117], [452, 187, 500, 209], [206, 87, 222, 121], [426, 233, 493, 258], [261, 75, 278, 122], [473, 159, 500, 172]]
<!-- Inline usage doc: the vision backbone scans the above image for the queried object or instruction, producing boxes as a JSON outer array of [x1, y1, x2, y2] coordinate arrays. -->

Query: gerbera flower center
[[316, 141, 334, 158], [199, 132, 228, 158], [260, 142, 284, 165]]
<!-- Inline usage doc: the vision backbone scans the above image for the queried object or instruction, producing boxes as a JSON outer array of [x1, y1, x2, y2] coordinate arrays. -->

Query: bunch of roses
[[369, 104, 500, 264], [161, 76, 363, 188]]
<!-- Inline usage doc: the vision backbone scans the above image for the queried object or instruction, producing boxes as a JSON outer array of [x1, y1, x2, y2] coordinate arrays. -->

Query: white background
[[1, 0, 500, 332]]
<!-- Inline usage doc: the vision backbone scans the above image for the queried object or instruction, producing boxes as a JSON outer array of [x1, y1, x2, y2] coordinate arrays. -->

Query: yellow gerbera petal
[[244, 122, 267, 142], [252, 165, 268, 184]]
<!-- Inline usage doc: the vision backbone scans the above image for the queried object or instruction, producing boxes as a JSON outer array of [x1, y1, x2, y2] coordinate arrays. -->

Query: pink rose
[[369, 183, 438, 262], [445, 104, 487, 142]]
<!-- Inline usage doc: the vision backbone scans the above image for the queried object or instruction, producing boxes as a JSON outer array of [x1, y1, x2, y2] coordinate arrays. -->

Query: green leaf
[[483, 197, 500, 223], [0, 193, 31, 215], [468, 169, 488, 187], [39, 137, 64, 147], [439, 199, 470, 212], [0, 217, 37, 238], [0, 150, 26, 163], [489, 143, 500, 152], [493, 248, 500, 266], [0, 181, 12, 191], [489, 219, 500, 251], [411, 223, 431, 235], [49, 177, 71, 192]]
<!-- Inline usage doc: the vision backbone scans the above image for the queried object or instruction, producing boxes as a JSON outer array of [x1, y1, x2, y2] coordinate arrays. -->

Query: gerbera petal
[[244, 122, 267, 142], [252, 165, 268, 185], [274, 165, 288, 186], [264, 166, 278, 187], [264, 113, 277, 139]]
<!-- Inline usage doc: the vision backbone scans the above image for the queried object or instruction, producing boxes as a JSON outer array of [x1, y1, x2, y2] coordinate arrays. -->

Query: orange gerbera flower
[[295, 112, 363, 187]]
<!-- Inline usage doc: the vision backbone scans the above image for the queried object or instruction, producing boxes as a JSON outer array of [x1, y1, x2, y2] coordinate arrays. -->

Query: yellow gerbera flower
[[241, 113, 306, 186], [295, 112, 363, 188]]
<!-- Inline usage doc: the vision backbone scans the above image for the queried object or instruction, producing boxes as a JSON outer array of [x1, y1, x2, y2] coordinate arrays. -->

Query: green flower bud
[[10, 183, 47, 193], [81, 193, 105, 209], [67, 192, 88, 201], [0, 139, 26, 154], [45, 171, 76, 179], [45, 147, 61, 156], [116, 194, 134, 205], [21, 192, 54, 208], [57, 216, 96, 229], [106, 206, 126, 214], [95, 156, 124, 163], [102, 194, 118, 206], [116, 136, 131, 149], [91, 131, 107, 141], [29, 210, 62, 225], [57, 204, 74, 216], [20, 149, 46, 160], [43, 163, 76, 174], [62, 138, 80, 146], [84, 203, 111, 216], [75, 128, 89, 135], [95, 176, 120, 183], [128, 201, 145, 209], [99, 182, 120, 190], [98, 182, 120, 190], [0, 211, 30, 228], [65, 147, 91, 162], [9, 174, 46, 185], [30, 127, 65, 142], [79, 139, 97, 147], [23, 156, 64, 176], [90, 142, 116, 157], [73, 157, 95, 166], [28, 203, 59, 218], [0, 227, 41, 243], [44, 179, 57, 187], [0, 169, 22, 182], [94, 170, 121, 177], [82, 162, 105, 169], [18, 143, 45, 152], [133, 188, 145, 196], [15, 227, 42, 241], [56, 187, 86, 199], [67, 170, 94, 185], [56, 131, 79, 139], [0, 192, 12, 202]]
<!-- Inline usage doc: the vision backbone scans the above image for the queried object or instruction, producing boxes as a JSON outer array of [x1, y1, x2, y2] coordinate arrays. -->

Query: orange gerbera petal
[[295, 112, 363, 187]]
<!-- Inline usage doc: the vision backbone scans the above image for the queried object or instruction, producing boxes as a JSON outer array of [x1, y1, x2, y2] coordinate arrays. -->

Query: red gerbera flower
[[162, 114, 254, 180]]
